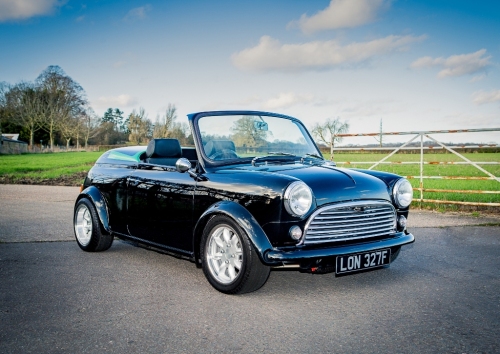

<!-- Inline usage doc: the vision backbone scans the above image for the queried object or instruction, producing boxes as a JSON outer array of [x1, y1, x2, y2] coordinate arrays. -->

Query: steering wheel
[[209, 149, 239, 160]]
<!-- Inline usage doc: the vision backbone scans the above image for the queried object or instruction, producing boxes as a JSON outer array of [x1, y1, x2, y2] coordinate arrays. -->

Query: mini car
[[74, 111, 414, 294]]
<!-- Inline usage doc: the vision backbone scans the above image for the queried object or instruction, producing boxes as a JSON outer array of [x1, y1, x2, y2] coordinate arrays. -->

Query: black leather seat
[[146, 138, 182, 166]]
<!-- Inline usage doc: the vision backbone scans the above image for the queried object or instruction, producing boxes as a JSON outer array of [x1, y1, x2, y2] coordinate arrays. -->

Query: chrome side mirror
[[175, 158, 191, 173]]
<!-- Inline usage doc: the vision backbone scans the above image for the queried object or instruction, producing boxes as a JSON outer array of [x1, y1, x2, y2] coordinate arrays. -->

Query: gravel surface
[[0, 185, 499, 353], [0, 185, 498, 244], [0, 185, 78, 243]]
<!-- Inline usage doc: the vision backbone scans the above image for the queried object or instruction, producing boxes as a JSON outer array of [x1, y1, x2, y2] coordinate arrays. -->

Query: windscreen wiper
[[252, 152, 298, 166], [268, 152, 295, 156], [300, 153, 324, 165]]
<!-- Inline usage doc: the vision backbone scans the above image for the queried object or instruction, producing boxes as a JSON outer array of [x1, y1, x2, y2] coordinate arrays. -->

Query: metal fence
[[333, 128, 500, 207]]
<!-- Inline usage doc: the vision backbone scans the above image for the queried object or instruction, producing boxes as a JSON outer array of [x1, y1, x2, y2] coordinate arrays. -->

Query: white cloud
[[288, 0, 388, 34], [410, 49, 492, 78], [94, 94, 138, 109], [124, 5, 151, 21], [472, 90, 500, 105], [232, 34, 425, 72], [0, 0, 65, 21], [263, 92, 315, 110], [470, 74, 486, 83]]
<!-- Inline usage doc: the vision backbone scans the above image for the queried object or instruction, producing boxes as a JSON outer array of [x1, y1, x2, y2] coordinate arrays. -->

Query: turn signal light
[[289, 226, 303, 241], [398, 215, 407, 229]]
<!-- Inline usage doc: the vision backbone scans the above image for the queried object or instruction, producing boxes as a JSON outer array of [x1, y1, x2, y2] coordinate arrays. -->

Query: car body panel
[[76, 110, 415, 281]]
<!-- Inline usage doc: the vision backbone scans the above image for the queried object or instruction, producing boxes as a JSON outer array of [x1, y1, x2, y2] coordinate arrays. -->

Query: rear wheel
[[201, 215, 270, 294], [74, 198, 113, 252]]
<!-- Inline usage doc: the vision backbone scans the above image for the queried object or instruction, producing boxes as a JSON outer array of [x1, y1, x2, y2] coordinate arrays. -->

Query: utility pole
[[379, 118, 383, 147], [374, 118, 383, 147]]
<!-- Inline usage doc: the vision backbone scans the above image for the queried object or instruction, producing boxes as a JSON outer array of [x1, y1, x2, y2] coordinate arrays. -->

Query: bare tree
[[128, 107, 152, 144], [36, 66, 87, 150], [0, 82, 11, 138], [311, 117, 350, 160], [0, 81, 9, 110], [59, 113, 79, 149], [153, 103, 177, 138], [4, 82, 44, 148], [82, 108, 100, 148], [231, 115, 267, 151]]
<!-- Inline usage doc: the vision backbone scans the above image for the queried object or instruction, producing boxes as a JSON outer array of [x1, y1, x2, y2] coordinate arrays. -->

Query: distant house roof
[[1, 134, 27, 145], [2, 134, 19, 140]]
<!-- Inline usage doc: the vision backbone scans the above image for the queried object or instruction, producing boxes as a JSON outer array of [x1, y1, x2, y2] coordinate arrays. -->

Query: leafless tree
[[311, 117, 350, 160], [153, 103, 177, 138], [128, 107, 152, 144], [0, 81, 9, 110], [82, 108, 101, 148], [231, 116, 268, 151], [4, 82, 44, 148], [36, 66, 87, 150], [59, 113, 79, 149]]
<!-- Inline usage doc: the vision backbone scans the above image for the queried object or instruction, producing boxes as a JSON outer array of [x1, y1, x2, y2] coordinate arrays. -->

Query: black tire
[[391, 246, 401, 262], [201, 215, 270, 294], [74, 198, 113, 252]]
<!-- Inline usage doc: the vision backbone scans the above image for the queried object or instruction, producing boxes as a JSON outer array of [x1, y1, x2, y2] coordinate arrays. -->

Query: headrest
[[204, 140, 236, 156], [146, 139, 182, 158]]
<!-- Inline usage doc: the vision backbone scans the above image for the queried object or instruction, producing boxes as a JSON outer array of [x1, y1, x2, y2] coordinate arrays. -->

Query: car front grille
[[302, 201, 396, 245]]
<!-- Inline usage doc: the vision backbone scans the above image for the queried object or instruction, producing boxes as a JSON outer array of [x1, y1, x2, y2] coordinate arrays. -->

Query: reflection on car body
[[73, 111, 414, 294]]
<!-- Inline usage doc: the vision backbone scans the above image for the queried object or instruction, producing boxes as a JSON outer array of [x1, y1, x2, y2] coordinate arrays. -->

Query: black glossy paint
[[75, 110, 414, 270]]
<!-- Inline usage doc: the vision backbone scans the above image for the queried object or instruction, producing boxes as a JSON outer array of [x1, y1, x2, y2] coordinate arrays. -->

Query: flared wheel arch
[[193, 201, 276, 268]]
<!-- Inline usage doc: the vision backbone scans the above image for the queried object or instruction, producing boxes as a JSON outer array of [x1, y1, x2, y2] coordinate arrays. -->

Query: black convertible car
[[74, 111, 414, 294]]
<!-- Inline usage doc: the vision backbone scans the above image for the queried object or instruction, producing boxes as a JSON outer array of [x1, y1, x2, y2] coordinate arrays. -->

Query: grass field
[[326, 152, 500, 210], [1, 150, 499, 211], [0, 151, 102, 185]]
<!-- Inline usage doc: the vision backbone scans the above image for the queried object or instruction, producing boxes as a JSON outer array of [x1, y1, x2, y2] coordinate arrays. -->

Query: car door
[[126, 167, 196, 253]]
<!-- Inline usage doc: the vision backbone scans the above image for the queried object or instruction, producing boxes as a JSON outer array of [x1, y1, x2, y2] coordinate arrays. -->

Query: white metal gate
[[333, 128, 500, 207]]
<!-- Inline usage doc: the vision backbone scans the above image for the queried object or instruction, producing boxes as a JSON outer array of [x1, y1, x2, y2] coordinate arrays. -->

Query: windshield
[[197, 114, 321, 162]]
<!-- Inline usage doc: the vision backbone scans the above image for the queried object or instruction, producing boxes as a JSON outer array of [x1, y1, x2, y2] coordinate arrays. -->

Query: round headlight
[[393, 178, 413, 208], [284, 181, 313, 217]]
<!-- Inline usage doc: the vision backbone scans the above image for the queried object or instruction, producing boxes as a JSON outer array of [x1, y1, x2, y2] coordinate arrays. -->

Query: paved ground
[[1, 185, 498, 245], [0, 185, 499, 353]]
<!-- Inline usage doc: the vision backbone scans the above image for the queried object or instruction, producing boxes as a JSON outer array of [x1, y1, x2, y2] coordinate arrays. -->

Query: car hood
[[223, 163, 393, 206]]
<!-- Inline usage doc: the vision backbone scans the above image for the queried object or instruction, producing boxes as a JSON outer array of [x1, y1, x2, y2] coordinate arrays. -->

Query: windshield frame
[[188, 110, 323, 170]]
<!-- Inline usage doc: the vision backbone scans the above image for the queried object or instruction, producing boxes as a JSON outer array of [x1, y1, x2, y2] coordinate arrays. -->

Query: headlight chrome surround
[[284, 181, 313, 217], [392, 178, 413, 208]]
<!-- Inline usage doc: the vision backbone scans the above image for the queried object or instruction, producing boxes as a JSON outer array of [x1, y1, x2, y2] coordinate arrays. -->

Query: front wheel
[[74, 198, 113, 252], [201, 215, 270, 294]]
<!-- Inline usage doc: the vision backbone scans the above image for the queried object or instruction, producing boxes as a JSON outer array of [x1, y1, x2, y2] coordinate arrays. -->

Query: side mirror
[[175, 158, 192, 173]]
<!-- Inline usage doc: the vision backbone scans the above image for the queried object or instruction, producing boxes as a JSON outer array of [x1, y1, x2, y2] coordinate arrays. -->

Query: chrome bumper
[[264, 231, 414, 264]]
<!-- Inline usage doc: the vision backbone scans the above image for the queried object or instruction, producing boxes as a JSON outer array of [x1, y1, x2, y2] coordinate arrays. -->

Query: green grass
[[1, 150, 499, 209], [0, 151, 103, 184], [326, 152, 500, 207]]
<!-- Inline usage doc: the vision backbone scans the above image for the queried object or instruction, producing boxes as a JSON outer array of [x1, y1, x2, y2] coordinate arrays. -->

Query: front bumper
[[264, 231, 414, 264]]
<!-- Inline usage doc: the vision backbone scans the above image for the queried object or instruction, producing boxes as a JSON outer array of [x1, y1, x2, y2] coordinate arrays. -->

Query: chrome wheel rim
[[75, 204, 92, 246], [206, 225, 243, 284]]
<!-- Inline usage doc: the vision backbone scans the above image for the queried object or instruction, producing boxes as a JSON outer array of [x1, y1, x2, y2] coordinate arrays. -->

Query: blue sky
[[1, 0, 499, 144]]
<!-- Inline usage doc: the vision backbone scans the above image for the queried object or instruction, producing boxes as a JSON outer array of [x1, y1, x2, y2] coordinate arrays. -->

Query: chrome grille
[[303, 201, 396, 245]]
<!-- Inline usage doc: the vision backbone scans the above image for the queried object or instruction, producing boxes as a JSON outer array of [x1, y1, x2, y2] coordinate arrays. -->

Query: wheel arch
[[193, 201, 277, 267], [75, 186, 111, 233]]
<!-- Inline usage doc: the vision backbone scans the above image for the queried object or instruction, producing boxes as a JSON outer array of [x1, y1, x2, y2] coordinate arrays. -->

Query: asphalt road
[[0, 185, 499, 353]]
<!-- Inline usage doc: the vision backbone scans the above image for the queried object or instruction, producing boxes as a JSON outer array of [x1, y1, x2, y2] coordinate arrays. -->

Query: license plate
[[336, 249, 391, 275]]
